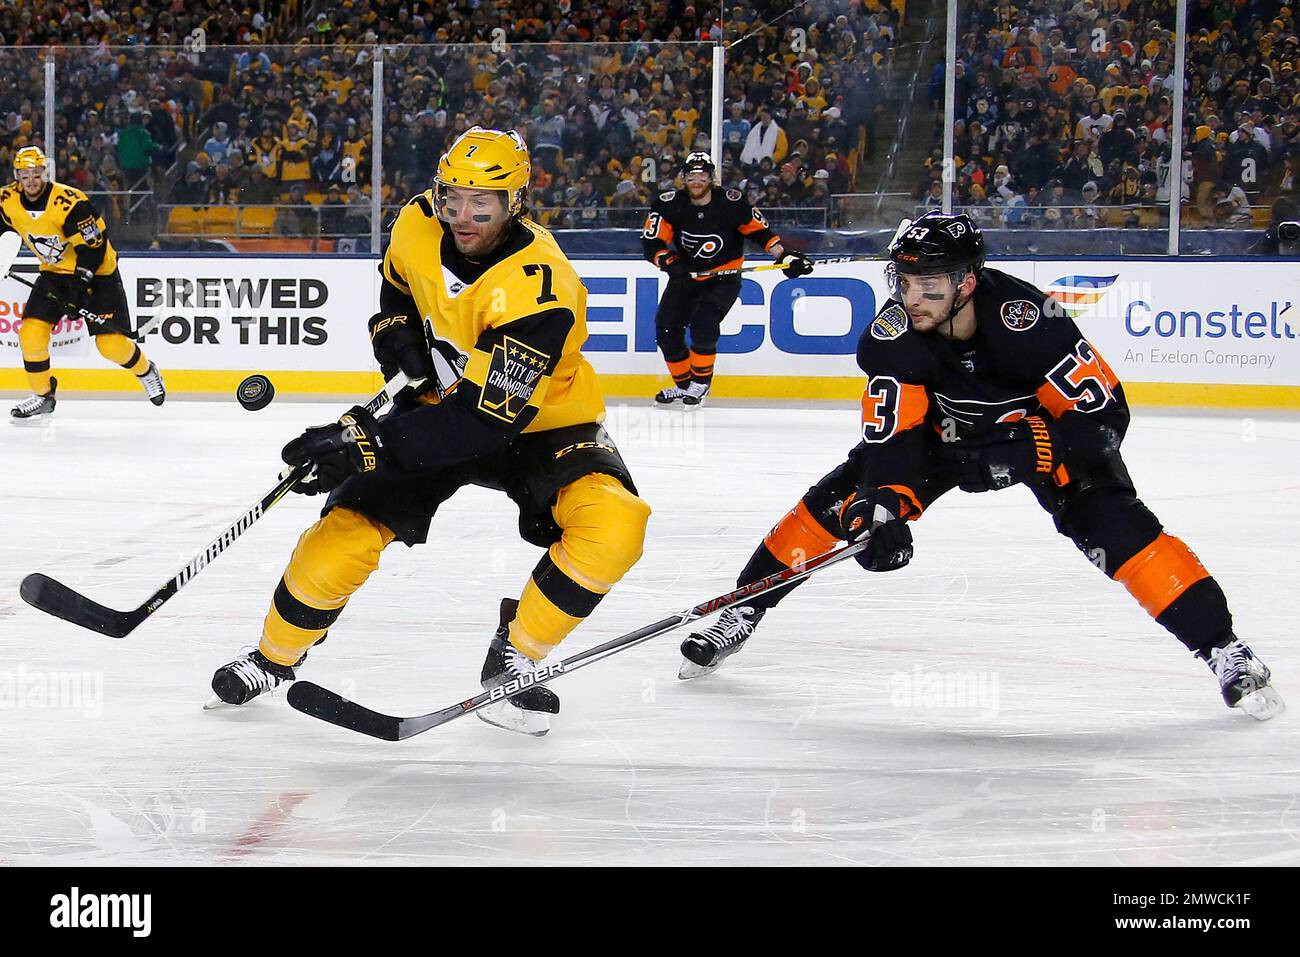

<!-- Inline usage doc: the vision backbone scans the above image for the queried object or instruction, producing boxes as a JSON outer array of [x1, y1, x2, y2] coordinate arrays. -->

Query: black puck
[[236, 374, 275, 411]]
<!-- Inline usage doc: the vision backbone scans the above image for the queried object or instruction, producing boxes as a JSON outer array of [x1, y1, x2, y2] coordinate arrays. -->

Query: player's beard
[[686, 180, 711, 200], [449, 216, 509, 258]]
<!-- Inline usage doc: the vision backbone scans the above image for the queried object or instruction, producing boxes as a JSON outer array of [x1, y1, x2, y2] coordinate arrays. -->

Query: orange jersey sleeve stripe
[[1113, 532, 1211, 618], [763, 500, 841, 566], [738, 218, 767, 235]]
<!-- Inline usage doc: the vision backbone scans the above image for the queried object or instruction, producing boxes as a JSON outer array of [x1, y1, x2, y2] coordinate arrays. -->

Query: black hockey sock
[[1155, 577, 1236, 657], [736, 543, 807, 611]]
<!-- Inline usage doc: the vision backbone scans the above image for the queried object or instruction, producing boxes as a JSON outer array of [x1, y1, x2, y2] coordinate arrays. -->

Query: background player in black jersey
[[675, 210, 1283, 721], [641, 151, 812, 408]]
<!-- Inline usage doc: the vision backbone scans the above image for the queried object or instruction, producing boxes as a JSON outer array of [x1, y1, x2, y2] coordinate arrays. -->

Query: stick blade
[[19, 573, 140, 638], [287, 681, 405, 741]]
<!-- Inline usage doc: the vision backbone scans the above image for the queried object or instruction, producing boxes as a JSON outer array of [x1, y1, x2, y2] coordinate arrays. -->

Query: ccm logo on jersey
[[677, 232, 724, 258], [870, 304, 909, 340], [1001, 299, 1040, 331], [479, 335, 550, 422]]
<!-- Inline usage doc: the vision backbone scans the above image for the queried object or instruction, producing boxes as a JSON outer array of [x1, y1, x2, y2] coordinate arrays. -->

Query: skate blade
[[677, 657, 721, 681], [1236, 685, 1286, 721], [682, 401, 706, 411], [652, 401, 684, 410], [476, 700, 551, 736], [9, 416, 52, 427]]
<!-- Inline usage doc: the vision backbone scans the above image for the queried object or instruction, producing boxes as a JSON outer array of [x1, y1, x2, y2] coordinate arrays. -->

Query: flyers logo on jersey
[[870, 304, 909, 340], [1001, 299, 1040, 331], [479, 335, 550, 423], [678, 231, 724, 258]]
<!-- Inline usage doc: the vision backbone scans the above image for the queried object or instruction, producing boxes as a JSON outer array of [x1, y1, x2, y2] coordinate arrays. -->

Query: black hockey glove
[[777, 251, 814, 278], [368, 311, 433, 382], [281, 406, 387, 495], [67, 267, 96, 312], [938, 415, 1068, 492], [656, 251, 693, 281], [838, 487, 914, 572]]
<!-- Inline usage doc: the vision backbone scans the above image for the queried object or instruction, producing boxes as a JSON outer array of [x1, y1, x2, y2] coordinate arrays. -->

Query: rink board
[[1, 256, 1297, 408]]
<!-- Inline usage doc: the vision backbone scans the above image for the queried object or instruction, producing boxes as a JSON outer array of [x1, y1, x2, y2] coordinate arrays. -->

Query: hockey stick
[[286, 537, 872, 740], [0, 232, 160, 341], [691, 254, 880, 280], [19, 371, 414, 638]]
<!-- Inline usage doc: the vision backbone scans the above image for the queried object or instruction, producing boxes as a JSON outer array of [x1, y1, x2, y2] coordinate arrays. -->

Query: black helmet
[[681, 150, 715, 177], [887, 210, 985, 277]]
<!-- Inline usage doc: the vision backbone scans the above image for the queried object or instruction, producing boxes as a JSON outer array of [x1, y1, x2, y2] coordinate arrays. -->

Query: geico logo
[[582, 276, 877, 356]]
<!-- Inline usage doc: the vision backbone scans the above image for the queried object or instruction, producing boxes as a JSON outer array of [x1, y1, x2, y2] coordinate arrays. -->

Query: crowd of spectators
[[0, 0, 901, 240], [921, 0, 1300, 229]]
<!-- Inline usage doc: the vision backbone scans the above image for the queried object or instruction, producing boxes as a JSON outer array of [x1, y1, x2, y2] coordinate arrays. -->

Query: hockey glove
[[778, 251, 814, 278], [838, 487, 914, 572], [938, 416, 1068, 492], [67, 267, 96, 312], [368, 311, 433, 383], [281, 406, 387, 495], [656, 251, 693, 281]]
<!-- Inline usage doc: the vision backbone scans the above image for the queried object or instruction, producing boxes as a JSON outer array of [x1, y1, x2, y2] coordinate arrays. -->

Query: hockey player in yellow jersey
[[3, 146, 165, 422], [211, 127, 651, 734]]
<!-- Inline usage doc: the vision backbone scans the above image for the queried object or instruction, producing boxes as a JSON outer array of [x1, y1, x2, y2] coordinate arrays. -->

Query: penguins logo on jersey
[[870, 304, 910, 340], [27, 234, 68, 265], [678, 232, 724, 258], [1001, 299, 1040, 331]]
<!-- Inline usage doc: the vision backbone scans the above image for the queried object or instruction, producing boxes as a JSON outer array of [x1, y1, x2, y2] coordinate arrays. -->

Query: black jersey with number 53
[[855, 267, 1130, 507]]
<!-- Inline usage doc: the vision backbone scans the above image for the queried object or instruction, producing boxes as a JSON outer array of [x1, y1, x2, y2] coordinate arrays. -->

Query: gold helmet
[[434, 126, 530, 219], [14, 146, 50, 181]]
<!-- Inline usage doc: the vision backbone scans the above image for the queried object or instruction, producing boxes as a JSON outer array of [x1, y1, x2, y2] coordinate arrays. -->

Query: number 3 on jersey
[[862, 376, 901, 441]]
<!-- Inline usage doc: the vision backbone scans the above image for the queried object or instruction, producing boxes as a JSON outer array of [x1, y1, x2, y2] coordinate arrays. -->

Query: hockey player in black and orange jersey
[[210, 128, 651, 735], [641, 151, 812, 408], [676, 210, 1283, 721], [3, 146, 165, 422]]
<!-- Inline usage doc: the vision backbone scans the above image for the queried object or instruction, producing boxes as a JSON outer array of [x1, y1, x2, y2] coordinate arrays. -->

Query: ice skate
[[207, 649, 298, 708], [1204, 638, 1285, 721], [678, 604, 766, 679], [655, 385, 687, 406], [682, 380, 710, 409], [477, 598, 560, 736], [10, 376, 57, 424], [137, 362, 166, 406]]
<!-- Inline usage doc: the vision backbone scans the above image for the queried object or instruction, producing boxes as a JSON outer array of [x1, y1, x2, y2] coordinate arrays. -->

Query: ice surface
[[1, 397, 1297, 865]]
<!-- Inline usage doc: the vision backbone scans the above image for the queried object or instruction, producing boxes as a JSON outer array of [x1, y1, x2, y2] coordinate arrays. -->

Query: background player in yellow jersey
[[211, 128, 651, 735], [2, 146, 165, 422]]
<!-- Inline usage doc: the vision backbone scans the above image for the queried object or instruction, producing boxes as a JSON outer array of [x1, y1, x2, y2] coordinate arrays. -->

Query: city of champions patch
[[478, 335, 550, 423], [870, 303, 909, 340]]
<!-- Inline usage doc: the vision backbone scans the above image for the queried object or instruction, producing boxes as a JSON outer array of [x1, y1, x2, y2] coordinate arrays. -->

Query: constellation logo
[[49, 887, 151, 937]]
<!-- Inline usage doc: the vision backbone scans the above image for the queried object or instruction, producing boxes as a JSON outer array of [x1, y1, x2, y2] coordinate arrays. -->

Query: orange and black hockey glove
[[939, 416, 1070, 492], [838, 487, 914, 572], [281, 406, 388, 495], [655, 250, 693, 281]]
